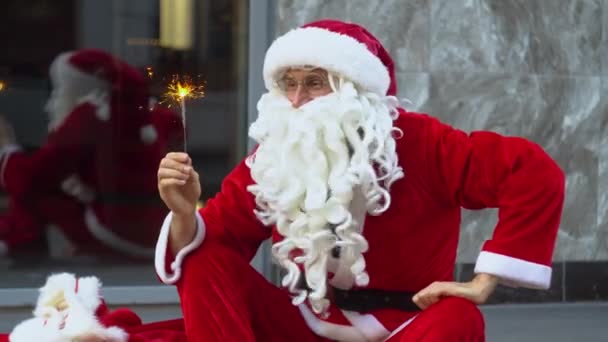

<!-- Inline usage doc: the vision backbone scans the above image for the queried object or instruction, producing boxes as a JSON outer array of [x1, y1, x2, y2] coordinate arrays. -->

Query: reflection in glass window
[[0, 0, 249, 287]]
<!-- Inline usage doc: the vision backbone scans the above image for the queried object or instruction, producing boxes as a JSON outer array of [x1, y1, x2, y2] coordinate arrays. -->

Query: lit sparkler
[[146, 67, 154, 79], [0, 81, 5, 92], [162, 75, 205, 151]]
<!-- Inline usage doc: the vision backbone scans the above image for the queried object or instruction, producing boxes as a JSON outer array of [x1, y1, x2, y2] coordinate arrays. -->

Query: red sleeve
[[1, 103, 98, 197], [425, 115, 565, 288], [200, 158, 270, 261]]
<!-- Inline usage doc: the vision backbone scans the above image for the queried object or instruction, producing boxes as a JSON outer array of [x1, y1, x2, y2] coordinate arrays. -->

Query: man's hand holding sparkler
[[157, 152, 201, 254]]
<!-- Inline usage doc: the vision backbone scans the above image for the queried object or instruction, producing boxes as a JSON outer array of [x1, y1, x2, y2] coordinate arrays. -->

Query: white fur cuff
[[9, 273, 128, 342], [154, 211, 206, 284], [474, 251, 552, 289]]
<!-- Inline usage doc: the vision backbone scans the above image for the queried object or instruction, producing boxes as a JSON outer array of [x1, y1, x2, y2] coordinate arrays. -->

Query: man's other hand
[[412, 273, 499, 310]]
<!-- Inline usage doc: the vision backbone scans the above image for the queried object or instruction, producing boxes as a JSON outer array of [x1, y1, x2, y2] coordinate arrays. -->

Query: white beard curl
[[247, 77, 404, 315]]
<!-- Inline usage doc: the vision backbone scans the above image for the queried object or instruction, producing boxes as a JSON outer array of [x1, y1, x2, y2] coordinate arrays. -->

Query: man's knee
[[397, 296, 485, 341], [431, 296, 485, 338]]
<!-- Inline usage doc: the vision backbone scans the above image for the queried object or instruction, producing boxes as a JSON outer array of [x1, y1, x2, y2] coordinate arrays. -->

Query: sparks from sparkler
[[0, 81, 5, 92], [162, 75, 205, 151], [146, 67, 154, 79]]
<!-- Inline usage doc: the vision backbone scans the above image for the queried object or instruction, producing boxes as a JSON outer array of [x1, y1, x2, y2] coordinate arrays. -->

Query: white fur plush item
[[9, 273, 127, 342]]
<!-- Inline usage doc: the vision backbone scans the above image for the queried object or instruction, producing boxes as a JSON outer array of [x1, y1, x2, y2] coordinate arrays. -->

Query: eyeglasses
[[276, 74, 330, 95]]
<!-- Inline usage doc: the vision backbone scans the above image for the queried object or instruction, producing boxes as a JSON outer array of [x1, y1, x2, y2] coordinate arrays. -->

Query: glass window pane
[[0, 0, 249, 288]]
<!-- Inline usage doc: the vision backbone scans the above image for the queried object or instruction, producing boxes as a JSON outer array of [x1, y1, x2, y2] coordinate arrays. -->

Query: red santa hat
[[50, 49, 147, 99], [9, 273, 141, 342], [48, 49, 149, 126], [263, 19, 397, 96]]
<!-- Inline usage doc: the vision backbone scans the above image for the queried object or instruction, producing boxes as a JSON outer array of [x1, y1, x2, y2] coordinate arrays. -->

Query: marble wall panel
[[479, 0, 602, 75], [430, 0, 490, 72], [602, 0, 608, 75], [597, 78, 608, 259]]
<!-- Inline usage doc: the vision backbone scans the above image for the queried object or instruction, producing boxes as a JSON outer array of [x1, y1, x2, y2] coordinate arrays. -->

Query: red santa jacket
[[156, 109, 565, 339], [1, 102, 183, 258]]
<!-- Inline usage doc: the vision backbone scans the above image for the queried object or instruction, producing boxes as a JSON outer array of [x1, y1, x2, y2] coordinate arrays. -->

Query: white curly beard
[[246, 79, 403, 315]]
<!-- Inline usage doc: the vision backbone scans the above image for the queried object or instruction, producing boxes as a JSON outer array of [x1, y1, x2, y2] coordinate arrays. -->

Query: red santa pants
[[173, 241, 485, 342]]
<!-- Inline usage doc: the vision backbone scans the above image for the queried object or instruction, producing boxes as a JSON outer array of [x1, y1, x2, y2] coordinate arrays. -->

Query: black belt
[[332, 287, 421, 313]]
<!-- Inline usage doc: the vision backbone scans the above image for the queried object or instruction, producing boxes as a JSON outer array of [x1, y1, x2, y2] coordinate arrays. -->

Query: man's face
[[277, 68, 333, 108]]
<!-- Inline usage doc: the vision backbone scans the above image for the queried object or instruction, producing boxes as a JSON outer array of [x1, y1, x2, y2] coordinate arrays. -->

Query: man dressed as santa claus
[[153, 19, 564, 341], [2, 19, 564, 342], [0, 49, 182, 259]]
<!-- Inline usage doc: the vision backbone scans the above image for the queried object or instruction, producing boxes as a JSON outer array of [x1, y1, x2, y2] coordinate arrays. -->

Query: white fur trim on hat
[[263, 27, 390, 95], [10, 273, 128, 342], [34, 273, 102, 314]]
